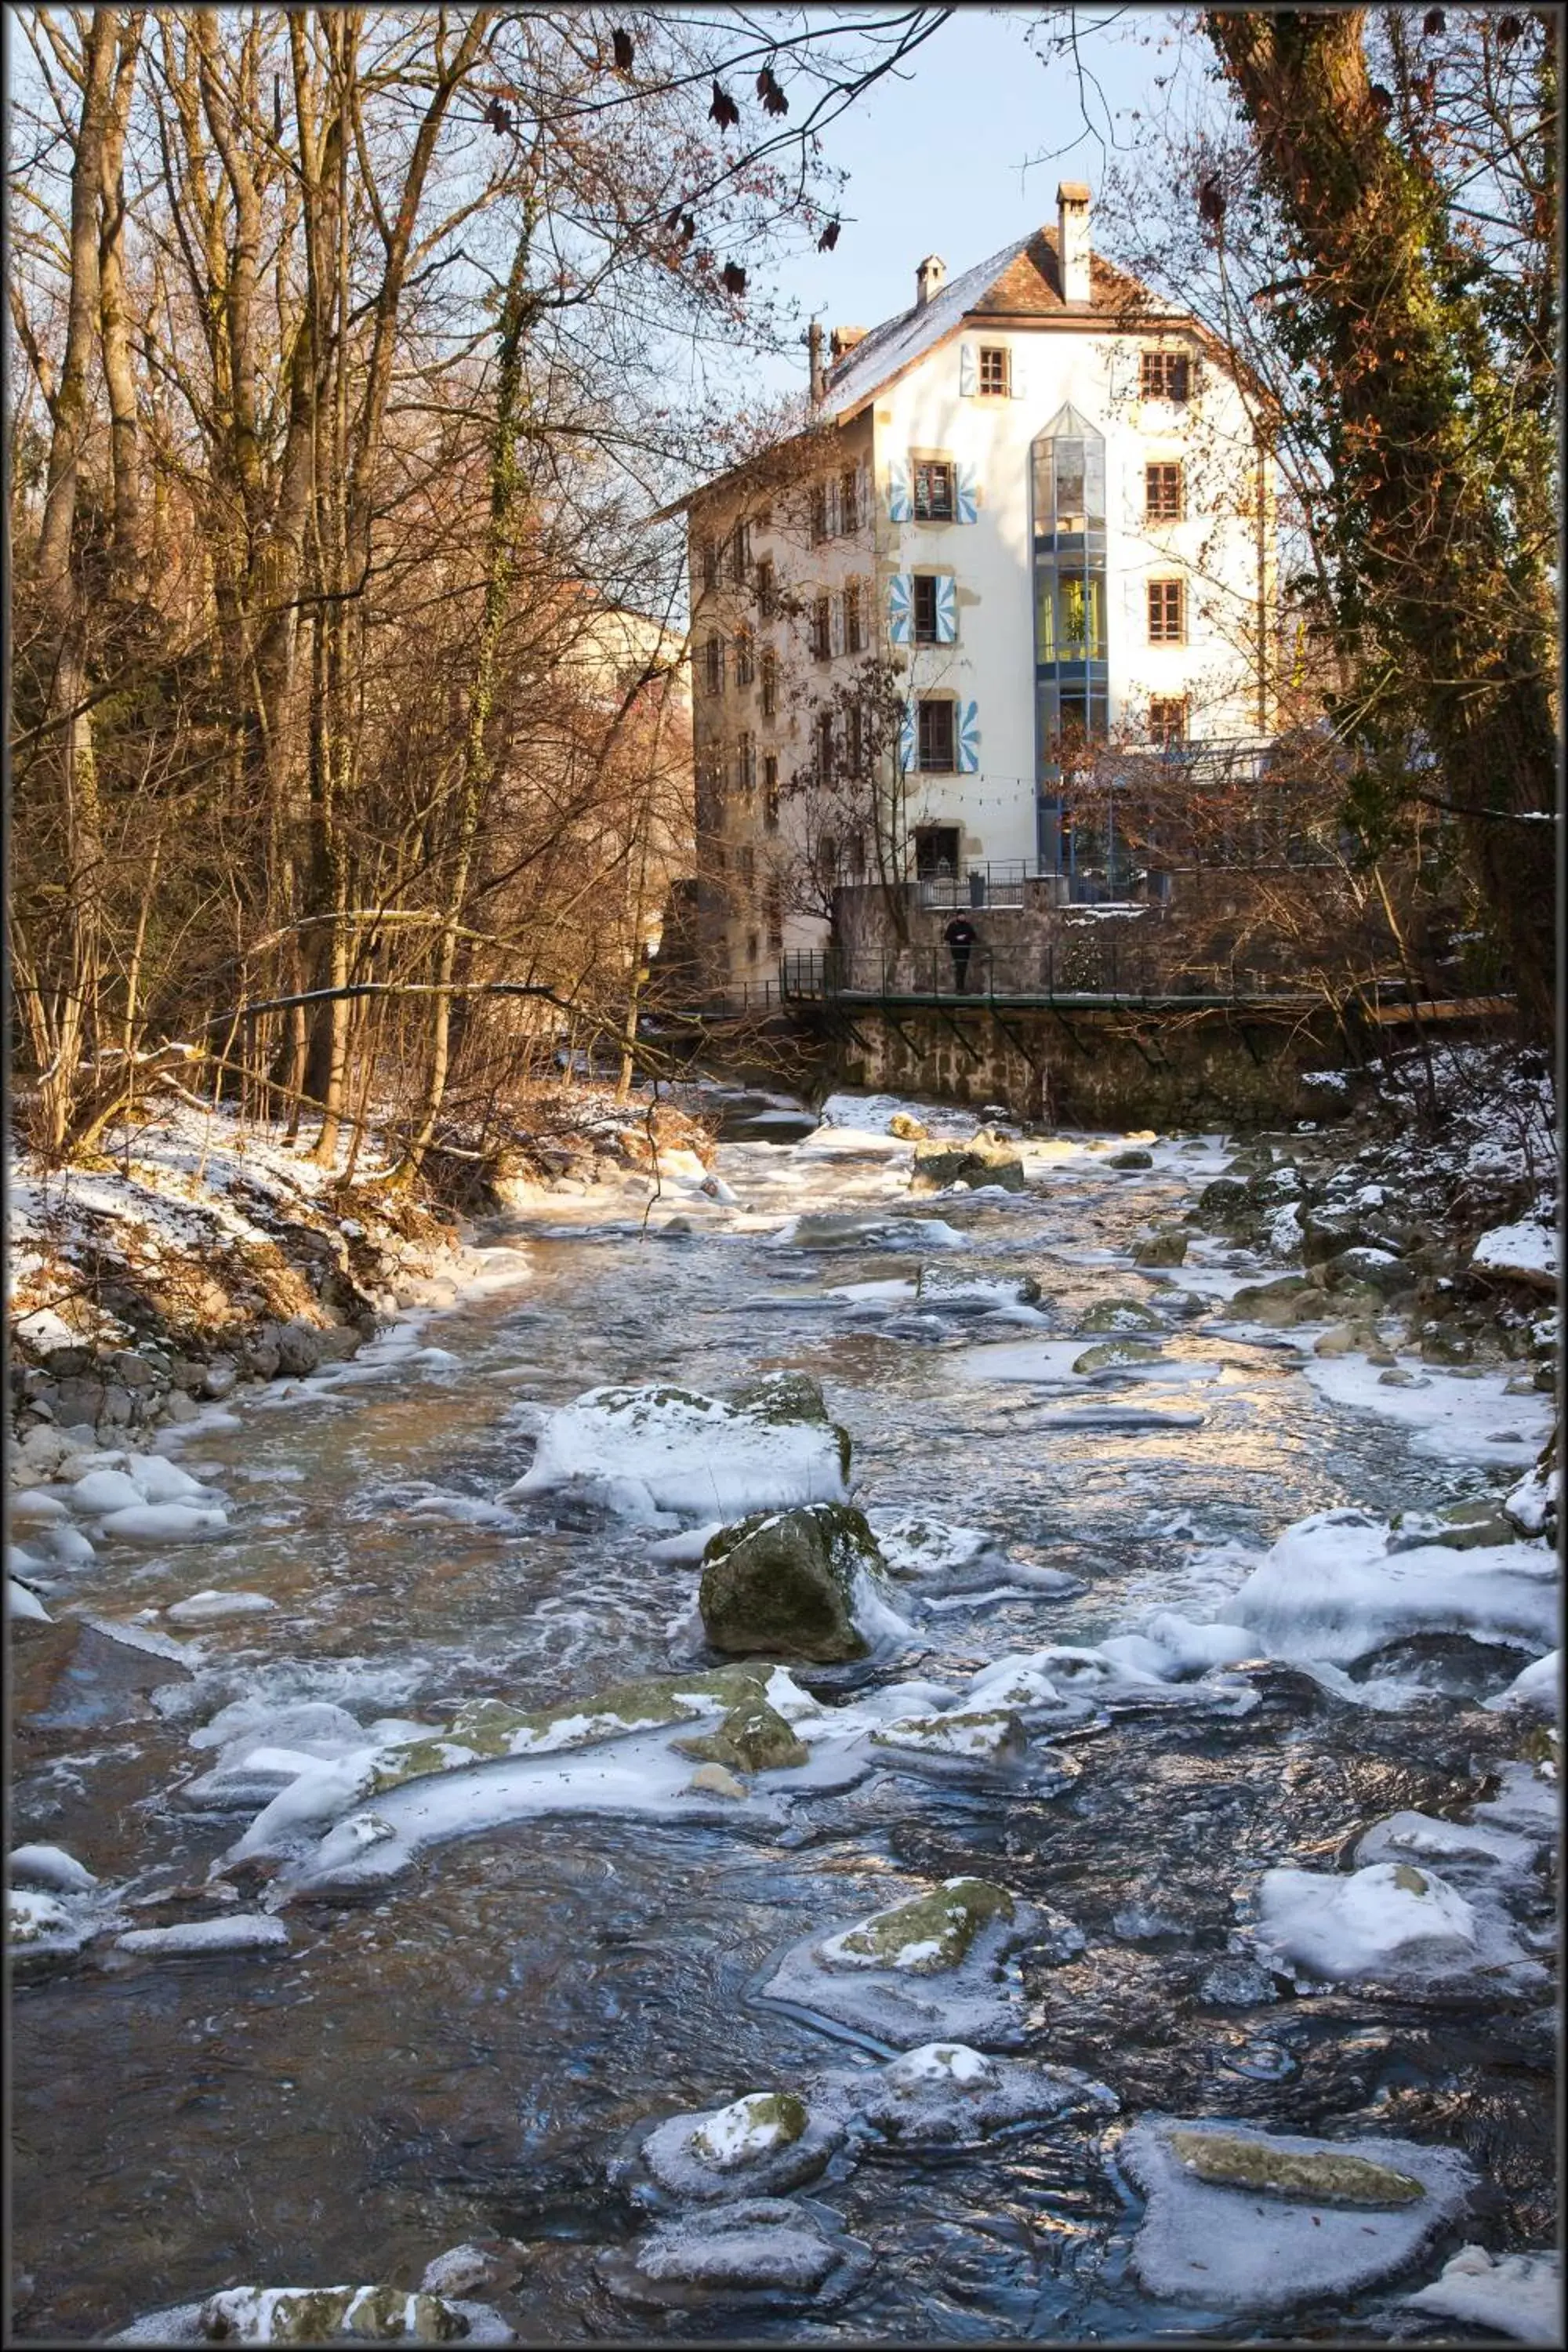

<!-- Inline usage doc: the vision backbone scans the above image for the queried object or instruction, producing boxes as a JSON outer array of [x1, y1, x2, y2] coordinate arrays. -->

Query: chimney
[[829, 325, 867, 363], [1056, 182, 1091, 304], [807, 318, 826, 402], [915, 254, 946, 308]]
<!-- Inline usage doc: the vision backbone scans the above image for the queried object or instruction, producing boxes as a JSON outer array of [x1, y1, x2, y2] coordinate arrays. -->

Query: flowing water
[[10, 1096, 1555, 2343]]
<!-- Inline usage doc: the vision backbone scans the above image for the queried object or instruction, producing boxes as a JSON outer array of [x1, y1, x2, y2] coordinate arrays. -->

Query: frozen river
[[9, 1092, 1556, 2342]]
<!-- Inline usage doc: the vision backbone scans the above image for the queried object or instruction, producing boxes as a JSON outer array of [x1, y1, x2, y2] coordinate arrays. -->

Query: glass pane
[[1054, 442, 1085, 517]]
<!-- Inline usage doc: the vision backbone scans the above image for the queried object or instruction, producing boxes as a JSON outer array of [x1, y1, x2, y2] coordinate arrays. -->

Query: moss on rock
[[675, 1698, 811, 1773], [1073, 1339, 1163, 1374], [699, 1503, 886, 1663], [1167, 2130, 1425, 2208], [1132, 1229, 1189, 1267], [369, 1667, 768, 1792], [1080, 1296, 1165, 1334], [821, 1877, 1016, 1976]]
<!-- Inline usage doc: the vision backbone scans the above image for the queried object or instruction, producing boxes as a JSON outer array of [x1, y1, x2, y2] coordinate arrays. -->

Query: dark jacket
[[943, 917, 978, 950]]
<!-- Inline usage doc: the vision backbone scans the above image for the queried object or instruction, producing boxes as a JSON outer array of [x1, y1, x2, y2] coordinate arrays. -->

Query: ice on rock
[[1225, 1508, 1558, 1666], [101, 1503, 230, 1544], [1354, 1809, 1539, 1877], [503, 1377, 850, 1520], [166, 1589, 276, 1623], [9, 1489, 67, 1525], [1256, 1860, 1479, 1980], [109, 2285, 508, 2343], [69, 1467, 147, 1515], [1117, 2115, 1474, 2314], [1487, 1650, 1559, 1712], [634, 2091, 844, 2200], [1404, 2245, 1562, 2343], [9, 1888, 75, 1944], [762, 1877, 1039, 2049], [870, 1708, 1029, 1763], [597, 2198, 874, 2306], [123, 1452, 210, 1504], [1138, 1611, 1261, 1676], [9, 1842, 99, 1893], [9, 1577, 51, 1622], [115, 1913, 291, 1956], [834, 2042, 1116, 2145]]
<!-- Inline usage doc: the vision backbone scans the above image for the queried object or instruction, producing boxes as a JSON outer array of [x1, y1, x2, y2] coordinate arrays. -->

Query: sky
[[740, 5, 1174, 399]]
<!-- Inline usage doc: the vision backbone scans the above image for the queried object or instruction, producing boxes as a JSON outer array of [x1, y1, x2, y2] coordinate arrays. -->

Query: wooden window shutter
[[887, 573, 913, 646], [959, 343, 977, 397], [887, 460, 912, 523], [956, 464, 979, 524], [831, 592, 846, 656], [934, 576, 958, 644], [957, 699, 980, 773], [1009, 346, 1025, 399]]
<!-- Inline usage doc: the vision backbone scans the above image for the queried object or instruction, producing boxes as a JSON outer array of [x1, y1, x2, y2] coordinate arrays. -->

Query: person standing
[[943, 913, 978, 993]]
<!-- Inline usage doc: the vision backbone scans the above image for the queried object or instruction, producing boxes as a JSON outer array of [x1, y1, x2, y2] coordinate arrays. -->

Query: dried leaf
[[817, 219, 840, 252], [1422, 6, 1445, 31], [484, 96, 514, 135], [721, 261, 748, 296], [611, 27, 634, 74], [710, 80, 739, 130], [757, 65, 789, 117], [1198, 179, 1225, 224], [1497, 13, 1523, 40]]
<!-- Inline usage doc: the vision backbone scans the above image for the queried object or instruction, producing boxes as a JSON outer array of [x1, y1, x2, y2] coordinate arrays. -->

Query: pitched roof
[[817, 225, 1163, 420]]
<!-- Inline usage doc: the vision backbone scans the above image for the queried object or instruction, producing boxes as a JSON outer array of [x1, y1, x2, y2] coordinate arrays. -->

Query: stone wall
[[818, 999, 1359, 1130]]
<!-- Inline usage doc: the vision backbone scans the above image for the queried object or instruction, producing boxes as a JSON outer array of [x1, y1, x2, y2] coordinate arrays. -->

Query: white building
[[681, 186, 1275, 995]]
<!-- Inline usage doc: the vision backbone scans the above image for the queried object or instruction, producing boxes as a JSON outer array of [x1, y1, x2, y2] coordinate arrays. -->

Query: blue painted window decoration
[[959, 343, 977, 396], [887, 459, 911, 523], [887, 572, 913, 645], [898, 697, 917, 772], [956, 463, 978, 524], [957, 699, 980, 773], [934, 575, 958, 644]]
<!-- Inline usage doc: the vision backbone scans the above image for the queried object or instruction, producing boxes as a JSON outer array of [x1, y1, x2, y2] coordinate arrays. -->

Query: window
[[915, 825, 960, 878], [840, 466, 859, 534], [746, 929, 760, 966], [913, 460, 955, 521], [844, 579, 862, 655], [699, 539, 718, 590], [978, 346, 1009, 397], [916, 699, 956, 771], [756, 558, 775, 620], [1145, 463, 1182, 522], [738, 844, 755, 887], [737, 731, 757, 793], [765, 878, 783, 951], [704, 635, 724, 694], [816, 833, 838, 887], [734, 626, 754, 686], [913, 575, 939, 644], [812, 594, 832, 659], [1141, 350, 1191, 403], [731, 521, 750, 583], [811, 484, 829, 544], [760, 645, 777, 717], [845, 703, 863, 776], [764, 755, 779, 832], [1149, 696, 1188, 747], [815, 710, 836, 778], [1147, 579, 1185, 643], [846, 829, 866, 877]]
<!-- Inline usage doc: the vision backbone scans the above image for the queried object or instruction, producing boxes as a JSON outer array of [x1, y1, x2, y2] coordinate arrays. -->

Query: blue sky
[[744, 5, 1170, 397]]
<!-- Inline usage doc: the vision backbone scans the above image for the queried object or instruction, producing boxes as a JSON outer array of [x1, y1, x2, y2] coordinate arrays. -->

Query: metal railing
[[782, 943, 1321, 1006], [913, 859, 1033, 910]]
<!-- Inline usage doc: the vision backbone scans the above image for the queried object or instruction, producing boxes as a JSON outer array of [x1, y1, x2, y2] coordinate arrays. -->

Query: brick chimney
[[807, 319, 826, 402], [1056, 182, 1091, 304], [915, 254, 946, 308]]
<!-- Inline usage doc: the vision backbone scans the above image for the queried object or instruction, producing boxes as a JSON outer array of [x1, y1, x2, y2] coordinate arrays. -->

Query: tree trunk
[[1205, 7, 1559, 1043]]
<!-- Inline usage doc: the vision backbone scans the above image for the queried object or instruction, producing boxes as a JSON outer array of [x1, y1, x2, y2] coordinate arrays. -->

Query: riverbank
[[6, 1084, 720, 1464]]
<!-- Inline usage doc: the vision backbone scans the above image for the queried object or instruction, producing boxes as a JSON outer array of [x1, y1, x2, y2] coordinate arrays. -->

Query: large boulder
[[911, 1131, 1025, 1192], [699, 1503, 889, 1663], [674, 1698, 810, 1773], [1132, 1229, 1189, 1267]]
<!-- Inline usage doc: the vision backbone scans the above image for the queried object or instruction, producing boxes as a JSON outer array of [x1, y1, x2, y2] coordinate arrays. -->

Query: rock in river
[[698, 1503, 893, 1664]]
